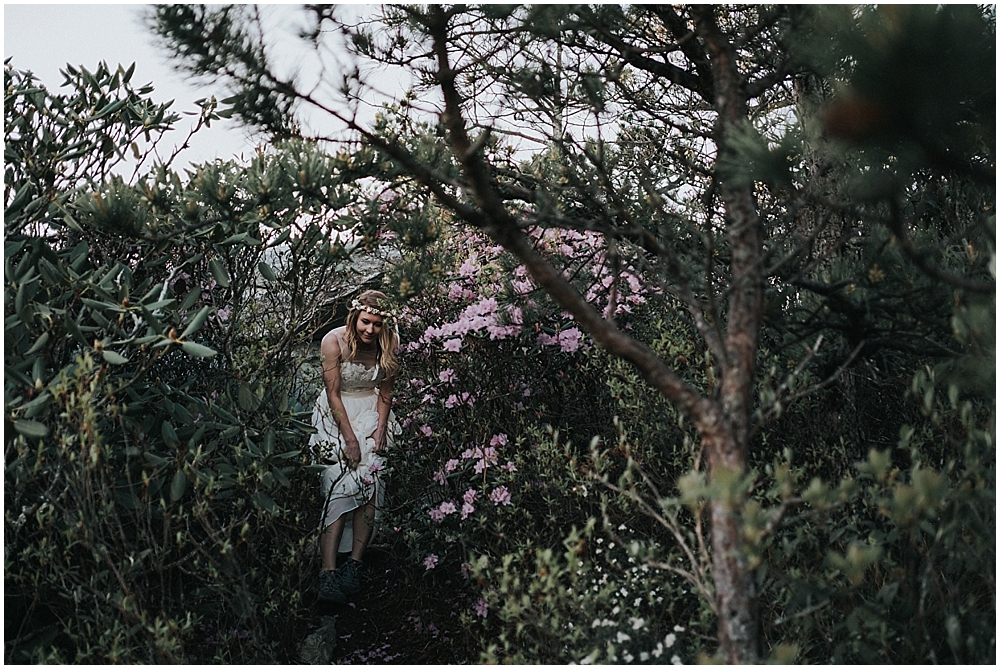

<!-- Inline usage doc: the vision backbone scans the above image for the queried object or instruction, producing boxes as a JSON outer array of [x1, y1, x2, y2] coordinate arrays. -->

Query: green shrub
[[4, 62, 364, 662]]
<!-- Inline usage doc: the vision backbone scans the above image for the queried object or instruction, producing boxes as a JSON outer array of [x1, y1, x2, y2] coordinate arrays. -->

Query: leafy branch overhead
[[148, 4, 993, 663]]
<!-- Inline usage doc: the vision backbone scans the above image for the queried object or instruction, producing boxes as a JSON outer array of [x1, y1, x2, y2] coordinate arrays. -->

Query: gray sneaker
[[317, 569, 346, 603], [337, 558, 363, 597]]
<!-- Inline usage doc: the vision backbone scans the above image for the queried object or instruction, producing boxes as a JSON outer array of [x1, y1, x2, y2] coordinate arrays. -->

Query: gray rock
[[298, 616, 338, 664]]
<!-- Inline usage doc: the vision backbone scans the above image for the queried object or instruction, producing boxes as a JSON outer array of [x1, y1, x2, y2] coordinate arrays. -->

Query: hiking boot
[[337, 558, 363, 597], [317, 569, 346, 604]]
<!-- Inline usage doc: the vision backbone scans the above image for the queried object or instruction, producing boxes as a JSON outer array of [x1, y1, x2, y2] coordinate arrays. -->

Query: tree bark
[[694, 7, 764, 662]]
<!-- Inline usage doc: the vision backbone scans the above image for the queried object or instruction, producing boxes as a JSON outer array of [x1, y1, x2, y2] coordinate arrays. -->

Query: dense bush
[[4, 62, 368, 662], [384, 221, 994, 664]]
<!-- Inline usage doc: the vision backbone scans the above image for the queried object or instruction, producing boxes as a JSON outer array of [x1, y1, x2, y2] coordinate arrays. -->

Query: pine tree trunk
[[710, 499, 760, 663], [698, 418, 761, 664], [693, 8, 766, 661]]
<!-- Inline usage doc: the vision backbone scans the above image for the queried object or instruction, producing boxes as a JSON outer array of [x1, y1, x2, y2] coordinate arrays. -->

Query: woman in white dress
[[309, 290, 399, 603]]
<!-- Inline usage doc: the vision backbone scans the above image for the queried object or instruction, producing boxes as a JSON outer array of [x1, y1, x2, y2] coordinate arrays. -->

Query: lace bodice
[[339, 360, 386, 393], [333, 329, 386, 394]]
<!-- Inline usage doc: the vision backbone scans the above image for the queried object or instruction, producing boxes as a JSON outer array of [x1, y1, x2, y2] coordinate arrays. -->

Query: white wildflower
[[665, 633, 677, 648], [630, 617, 645, 630], [616, 631, 631, 643], [671, 654, 682, 665], [673, 624, 685, 632], [640, 652, 650, 662], [652, 642, 664, 658], [623, 651, 634, 663]]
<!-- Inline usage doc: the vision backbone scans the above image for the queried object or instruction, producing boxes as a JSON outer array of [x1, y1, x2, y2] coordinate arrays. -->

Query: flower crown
[[351, 298, 395, 320]]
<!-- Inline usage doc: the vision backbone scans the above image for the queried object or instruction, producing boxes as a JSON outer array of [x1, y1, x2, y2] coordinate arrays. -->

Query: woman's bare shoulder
[[321, 327, 346, 360]]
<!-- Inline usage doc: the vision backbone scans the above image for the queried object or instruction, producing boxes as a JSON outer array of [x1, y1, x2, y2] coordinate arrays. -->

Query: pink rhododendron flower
[[463, 489, 478, 504], [423, 554, 439, 570], [489, 433, 508, 447], [458, 254, 479, 278], [439, 368, 456, 384], [557, 327, 583, 353], [442, 338, 462, 352], [433, 471, 446, 485], [465, 445, 498, 474], [429, 508, 445, 521], [445, 394, 460, 409], [461, 502, 475, 520], [537, 327, 584, 353], [448, 283, 476, 301], [439, 501, 457, 515], [474, 599, 488, 618], [444, 458, 460, 473], [501, 461, 517, 473], [420, 424, 433, 437], [490, 486, 512, 506]]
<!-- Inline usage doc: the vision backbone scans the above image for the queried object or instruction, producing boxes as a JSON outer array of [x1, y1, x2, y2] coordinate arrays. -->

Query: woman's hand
[[343, 438, 362, 467], [369, 426, 387, 453]]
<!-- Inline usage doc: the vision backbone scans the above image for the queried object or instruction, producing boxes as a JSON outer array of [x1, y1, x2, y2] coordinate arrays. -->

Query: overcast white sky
[[3, 3, 314, 169]]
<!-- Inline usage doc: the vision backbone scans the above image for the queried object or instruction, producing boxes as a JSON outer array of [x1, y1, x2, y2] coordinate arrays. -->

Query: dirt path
[[297, 545, 483, 664]]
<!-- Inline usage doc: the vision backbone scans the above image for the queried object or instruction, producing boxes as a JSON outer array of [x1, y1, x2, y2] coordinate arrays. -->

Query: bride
[[308, 289, 400, 603]]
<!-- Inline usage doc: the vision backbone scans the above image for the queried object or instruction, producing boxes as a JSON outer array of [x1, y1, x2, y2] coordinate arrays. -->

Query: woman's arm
[[320, 330, 362, 464]]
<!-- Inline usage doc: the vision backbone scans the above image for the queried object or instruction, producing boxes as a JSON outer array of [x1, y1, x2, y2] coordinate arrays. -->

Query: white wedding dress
[[308, 329, 398, 552]]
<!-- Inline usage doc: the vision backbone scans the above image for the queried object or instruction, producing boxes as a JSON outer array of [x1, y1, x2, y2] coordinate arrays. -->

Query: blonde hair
[[342, 289, 399, 378]]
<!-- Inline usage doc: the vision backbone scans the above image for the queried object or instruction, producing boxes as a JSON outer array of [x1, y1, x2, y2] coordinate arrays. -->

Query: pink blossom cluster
[[461, 445, 498, 474], [473, 598, 489, 618], [461, 489, 477, 519], [429, 500, 458, 521], [489, 485, 512, 506], [537, 326, 585, 353], [444, 392, 473, 408], [423, 553, 439, 570], [531, 226, 656, 319], [401, 225, 656, 364], [410, 296, 524, 353]]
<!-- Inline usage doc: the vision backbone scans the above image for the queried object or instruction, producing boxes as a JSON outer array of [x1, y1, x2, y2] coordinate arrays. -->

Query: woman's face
[[355, 310, 384, 345]]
